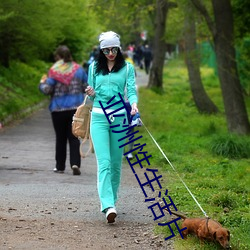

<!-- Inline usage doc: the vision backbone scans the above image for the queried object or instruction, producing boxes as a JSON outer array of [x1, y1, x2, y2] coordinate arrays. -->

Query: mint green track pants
[[90, 111, 127, 212]]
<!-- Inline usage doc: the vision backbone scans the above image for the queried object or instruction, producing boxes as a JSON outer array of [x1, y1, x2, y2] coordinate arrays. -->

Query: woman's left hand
[[85, 86, 96, 97], [131, 103, 138, 115]]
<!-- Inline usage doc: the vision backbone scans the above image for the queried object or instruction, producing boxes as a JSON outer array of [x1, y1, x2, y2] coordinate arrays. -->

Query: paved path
[[135, 68, 149, 88], [0, 71, 173, 249]]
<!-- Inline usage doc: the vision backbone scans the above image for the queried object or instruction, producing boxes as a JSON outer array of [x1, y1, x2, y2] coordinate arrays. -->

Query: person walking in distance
[[39, 45, 88, 175], [85, 31, 138, 223], [143, 44, 153, 74]]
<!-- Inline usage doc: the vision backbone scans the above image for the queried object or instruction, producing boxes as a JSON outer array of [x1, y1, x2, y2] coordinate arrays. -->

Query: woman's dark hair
[[54, 45, 73, 63], [95, 48, 126, 75]]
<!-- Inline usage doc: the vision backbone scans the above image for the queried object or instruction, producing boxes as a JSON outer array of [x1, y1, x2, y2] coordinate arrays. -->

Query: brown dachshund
[[167, 210, 231, 249]]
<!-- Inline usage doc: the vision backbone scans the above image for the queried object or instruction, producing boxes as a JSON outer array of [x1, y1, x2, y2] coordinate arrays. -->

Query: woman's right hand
[[131, 103, 138, 115], [85, 86, 95, 97]]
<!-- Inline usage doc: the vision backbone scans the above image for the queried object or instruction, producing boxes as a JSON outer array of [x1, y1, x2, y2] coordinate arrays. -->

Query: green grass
[[0, 60, 50, 123], [136, 58, 250, 249]]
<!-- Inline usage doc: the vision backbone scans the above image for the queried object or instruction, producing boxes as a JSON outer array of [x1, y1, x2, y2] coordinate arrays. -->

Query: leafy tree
[[0, 0, 58, 66], [191, 0, 250, 134], [91, 0, 155, 47], [0, 0, 99, 67]]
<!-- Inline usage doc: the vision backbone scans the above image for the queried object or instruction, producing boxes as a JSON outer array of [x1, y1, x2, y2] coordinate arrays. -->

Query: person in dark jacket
[[143, 44, 153, 74]]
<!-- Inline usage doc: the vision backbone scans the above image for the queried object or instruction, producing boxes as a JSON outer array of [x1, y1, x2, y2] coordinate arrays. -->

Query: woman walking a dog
[[85, 31, 138, 223]]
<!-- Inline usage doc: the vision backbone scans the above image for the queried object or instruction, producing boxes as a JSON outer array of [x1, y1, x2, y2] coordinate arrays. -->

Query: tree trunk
[[191, 0, 250, 134], [212, 0, 250, 134], [184, 4, 218, 114], [148, 0, 169, 89]]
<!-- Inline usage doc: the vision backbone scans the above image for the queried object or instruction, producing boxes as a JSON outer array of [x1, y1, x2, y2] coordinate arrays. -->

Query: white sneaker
[[106, 207, 117, 223], [53, 168, 64, 173], [127, 153, 133, 159]]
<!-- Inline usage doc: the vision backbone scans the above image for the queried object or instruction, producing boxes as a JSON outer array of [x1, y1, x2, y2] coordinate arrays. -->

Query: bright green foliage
[[165, 4, 184, 44], [0, 60, 49, 121], [92, 0, 155, 46], [0, 0, 100, 66]]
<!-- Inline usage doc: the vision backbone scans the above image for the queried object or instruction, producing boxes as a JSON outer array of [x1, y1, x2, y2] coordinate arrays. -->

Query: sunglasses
[[102, 47, 119, 55]]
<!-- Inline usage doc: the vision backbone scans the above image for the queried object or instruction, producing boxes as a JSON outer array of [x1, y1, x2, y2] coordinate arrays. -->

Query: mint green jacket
[[87, 62, 138, 109]]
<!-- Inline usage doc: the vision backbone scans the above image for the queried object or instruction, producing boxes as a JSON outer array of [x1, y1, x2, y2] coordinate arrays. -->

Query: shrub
[[210, 135, 250, 159], [210, 192, 237, 209]]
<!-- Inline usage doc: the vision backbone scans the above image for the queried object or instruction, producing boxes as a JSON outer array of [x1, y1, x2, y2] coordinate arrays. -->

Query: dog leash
[[139, 118, 209, 218]]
